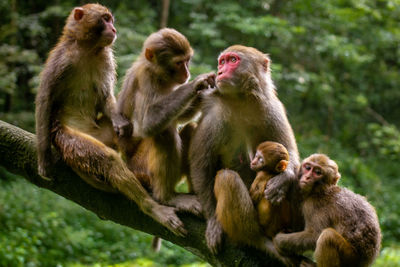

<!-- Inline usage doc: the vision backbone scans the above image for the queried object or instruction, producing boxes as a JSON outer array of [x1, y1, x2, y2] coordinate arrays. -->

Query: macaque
[[249, 141, 291, 238], [117, 28, 215, 215], [274, 154, 381, 267], [190, 45, 300, 264], [35, 4, 187, 237]]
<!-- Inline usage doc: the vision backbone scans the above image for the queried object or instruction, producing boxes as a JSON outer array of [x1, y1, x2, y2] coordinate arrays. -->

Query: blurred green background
[[0, 0, 399, 266]]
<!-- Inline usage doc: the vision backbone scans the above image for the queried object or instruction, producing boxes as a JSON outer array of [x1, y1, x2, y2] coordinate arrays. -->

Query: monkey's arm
[[190, 115, 225, 254], [104, 93, 132, 137], [35, 52, 69, 177], [116, 71, 138, 138], [264, 103, 300, 204], [249, 172, 269, 203], [274, 230, 318, 256], [265, 149, 299, 198], [141, 73, 215, 136], [176, 94, 202, 123]]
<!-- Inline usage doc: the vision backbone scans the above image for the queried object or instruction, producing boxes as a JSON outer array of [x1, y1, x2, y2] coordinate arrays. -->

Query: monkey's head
[[142, 28, 193, 85], [64, 4, 116, 48], [216, 45, 272, 96], [299, 154, 341, 195], [250, 141, 289, 174]]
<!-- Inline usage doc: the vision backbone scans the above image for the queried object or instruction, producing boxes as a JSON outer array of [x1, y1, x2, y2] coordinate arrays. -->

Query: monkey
[[35, 4, 187, 237], [189, 45, 300, 264], [274, 154, 381, 267], [249, 141, 291, 238], [117, 28, 215, 215]]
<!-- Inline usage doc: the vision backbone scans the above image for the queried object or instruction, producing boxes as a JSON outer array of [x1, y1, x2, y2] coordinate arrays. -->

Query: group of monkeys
[[34, 3, 381, 267]]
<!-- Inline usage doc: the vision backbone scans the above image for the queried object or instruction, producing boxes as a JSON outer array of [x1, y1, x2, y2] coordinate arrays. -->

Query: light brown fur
[[35, 4, 187, 237], [117, 28, 215, 216], [190, 45, 301, 266], [274, 154, 381, 267], [249, 141, 291, 238]]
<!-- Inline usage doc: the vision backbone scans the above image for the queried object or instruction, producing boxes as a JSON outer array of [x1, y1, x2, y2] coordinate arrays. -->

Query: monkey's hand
[[249, 179, 267, 203], [112, 114, 133, 137], [273, 232, 293, 256], [192, 72, 216, 92], [272, 233, 288, 255], [37, 150, 54, 181], [265, 171, 293, 204], [206, 216, 224, 254]]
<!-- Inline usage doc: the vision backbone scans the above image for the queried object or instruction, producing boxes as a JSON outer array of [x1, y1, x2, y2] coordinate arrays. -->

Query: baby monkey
[[249, 141, 292, 238]]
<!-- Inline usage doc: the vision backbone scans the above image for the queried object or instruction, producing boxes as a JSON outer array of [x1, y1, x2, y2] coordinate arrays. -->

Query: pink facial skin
[[216, 52, 241, 82], [175, 59, 190, 84], [102, 14, 117, 45], [250, 151, 264, 171], [299, 162, 323, 188]]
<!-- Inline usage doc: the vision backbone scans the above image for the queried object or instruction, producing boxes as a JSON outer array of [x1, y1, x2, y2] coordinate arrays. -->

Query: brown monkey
[[274, 154, 381, 267], [117, 28, 215, 214], [190, 45, 300, 264], [249, 141, 291, 238], [35, 4, 186, 237]]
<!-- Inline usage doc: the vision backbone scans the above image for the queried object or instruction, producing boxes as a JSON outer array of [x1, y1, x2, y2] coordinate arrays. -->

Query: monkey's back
[[335, 188, 381, 265]]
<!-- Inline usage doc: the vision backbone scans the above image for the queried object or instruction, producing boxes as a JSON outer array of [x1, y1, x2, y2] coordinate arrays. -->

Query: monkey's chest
[[218, 129, 255, 186]]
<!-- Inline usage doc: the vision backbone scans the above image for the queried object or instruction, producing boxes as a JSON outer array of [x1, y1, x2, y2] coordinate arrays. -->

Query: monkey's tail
[[151, 236, 162, 252]]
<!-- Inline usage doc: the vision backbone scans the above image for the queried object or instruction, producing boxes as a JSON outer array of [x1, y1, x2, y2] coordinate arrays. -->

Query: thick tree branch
[[0, 120, 284, 267]]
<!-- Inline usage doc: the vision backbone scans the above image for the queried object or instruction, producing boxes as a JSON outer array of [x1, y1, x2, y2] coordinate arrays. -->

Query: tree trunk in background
[[160, 0, 170, 28], [0, 120, 285, 267]]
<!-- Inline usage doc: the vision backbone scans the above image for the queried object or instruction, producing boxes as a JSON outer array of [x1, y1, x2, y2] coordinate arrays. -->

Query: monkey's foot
[[206, 217, 224, 254], [151, 204, 187, 237], [167, 194, 203, 217]]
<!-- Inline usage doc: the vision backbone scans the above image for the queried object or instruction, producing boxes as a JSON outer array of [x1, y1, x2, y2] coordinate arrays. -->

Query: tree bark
[[0, 120, 284, 267], [160, 0, 170, 29]]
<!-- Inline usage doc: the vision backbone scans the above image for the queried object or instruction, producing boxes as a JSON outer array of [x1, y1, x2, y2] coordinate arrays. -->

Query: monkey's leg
[[214, 169, 296, 265], [150, 130, 202, 216], [314, 228, 356, 267], [257, 198, 272, 226], [52, 125, 187, 236], [179, 122, 196, 192], [214, 169, 264, 247]]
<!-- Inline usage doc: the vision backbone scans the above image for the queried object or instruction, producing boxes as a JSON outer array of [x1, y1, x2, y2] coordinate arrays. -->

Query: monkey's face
[[299, 161, 323, 190], [96, 12, 117, 47], [171, 55, 191, 84], [216, 51, 242, 93], [299, 154, 341, 194], [250, 150, 265, 171], [71, 4, 116, 48]]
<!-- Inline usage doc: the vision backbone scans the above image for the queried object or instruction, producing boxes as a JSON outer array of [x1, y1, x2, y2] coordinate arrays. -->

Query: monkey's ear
[[333, 172, 341, 185], [145, 48, 155, 61], [263, 54, 270, 71], [275, 160, 288, 173], [74, 7, 84, 21]]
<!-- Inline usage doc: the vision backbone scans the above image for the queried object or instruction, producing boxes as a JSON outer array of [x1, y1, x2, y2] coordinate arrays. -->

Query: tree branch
[[0, 120, 284, 267]]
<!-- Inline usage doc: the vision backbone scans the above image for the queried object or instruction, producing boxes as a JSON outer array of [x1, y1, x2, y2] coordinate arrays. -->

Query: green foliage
[[374, 246, 400, 267], [0, 0, 399, 265], [0, 178, 202, 267]]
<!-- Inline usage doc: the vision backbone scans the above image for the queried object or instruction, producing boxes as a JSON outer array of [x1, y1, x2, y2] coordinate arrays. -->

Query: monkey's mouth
[[101, 32, 116, 45], [299, 181, 309, 188]]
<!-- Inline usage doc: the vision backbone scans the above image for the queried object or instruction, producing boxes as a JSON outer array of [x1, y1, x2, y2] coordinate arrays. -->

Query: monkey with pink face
[[190, 45, 301, 265]]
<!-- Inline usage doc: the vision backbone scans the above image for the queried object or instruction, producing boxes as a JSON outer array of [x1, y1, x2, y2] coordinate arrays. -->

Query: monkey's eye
[[304, 164, 311, 171], [176, 61, 183, 67], [230, 57, 237, 63], [314, 168, 323, 176], [258, 157, 264, 164], [219, 58, 225, 65], [103, 14, 112, 22]]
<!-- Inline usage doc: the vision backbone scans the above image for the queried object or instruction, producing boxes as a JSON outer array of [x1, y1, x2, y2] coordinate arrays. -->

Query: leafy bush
[[0, 178, 202, 267]]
